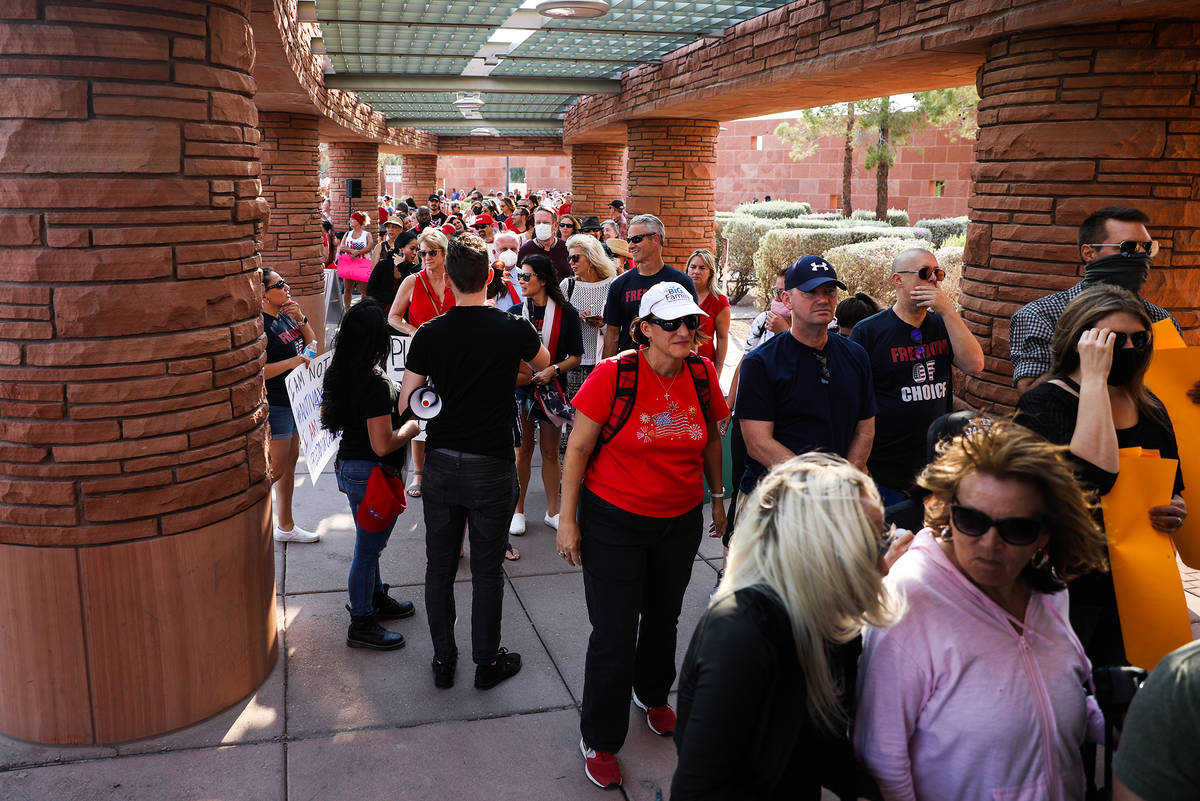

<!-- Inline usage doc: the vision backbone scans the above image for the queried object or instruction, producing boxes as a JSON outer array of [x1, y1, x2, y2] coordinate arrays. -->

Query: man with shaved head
[[849, 247, 985, 503]]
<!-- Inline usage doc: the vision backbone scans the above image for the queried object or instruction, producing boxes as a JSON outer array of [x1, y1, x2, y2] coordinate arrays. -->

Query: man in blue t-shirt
[[601, 213, 697, 356], [850, 248, 985, 501], [735, 255, 876, 493]]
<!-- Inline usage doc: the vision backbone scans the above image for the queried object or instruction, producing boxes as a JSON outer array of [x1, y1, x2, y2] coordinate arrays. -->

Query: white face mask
[[499, 249, 518, 267], [534, 223, 553, 241]]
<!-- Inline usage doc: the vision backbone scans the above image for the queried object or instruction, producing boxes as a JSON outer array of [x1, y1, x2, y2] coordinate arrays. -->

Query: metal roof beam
[[318, 19, 718, 38], [389, 118, 562, 131], [327, 50, 647, 66], [326, 74, 618, 94]]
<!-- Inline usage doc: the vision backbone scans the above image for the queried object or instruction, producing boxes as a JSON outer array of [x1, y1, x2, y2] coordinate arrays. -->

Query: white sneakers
[[273, 524, 320, 543], [544, 513, 559, 530], [509, 513, 526, 536]]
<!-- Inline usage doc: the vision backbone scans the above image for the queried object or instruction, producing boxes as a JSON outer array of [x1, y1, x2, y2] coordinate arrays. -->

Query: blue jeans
[[422, 448, 518, 665], [336, 459, 397, 616]]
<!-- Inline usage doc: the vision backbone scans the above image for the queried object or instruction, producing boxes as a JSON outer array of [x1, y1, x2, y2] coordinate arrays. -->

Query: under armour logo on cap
[[785, 254, 848, 293]]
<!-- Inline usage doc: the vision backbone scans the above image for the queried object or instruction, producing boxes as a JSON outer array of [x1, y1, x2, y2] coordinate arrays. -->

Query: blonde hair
[[919, 418, 1107, 591], [566, 233, 616, 279], [686, 248, 721, 296], [417, 227, 449, 254], [716, 453, 902, 731]]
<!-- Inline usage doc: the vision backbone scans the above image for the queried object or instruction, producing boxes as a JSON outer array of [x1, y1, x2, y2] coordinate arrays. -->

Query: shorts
[[268, 403, 296, 440]]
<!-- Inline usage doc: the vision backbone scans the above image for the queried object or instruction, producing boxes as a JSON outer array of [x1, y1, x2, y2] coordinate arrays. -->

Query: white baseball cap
[[638, 281, 707, 321]]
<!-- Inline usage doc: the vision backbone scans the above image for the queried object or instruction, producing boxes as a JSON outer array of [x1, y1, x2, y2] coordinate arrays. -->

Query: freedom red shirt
[[573, 352, 729, 517]]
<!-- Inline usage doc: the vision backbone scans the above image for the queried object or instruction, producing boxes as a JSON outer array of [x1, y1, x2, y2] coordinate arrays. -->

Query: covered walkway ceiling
[[305, 0, 797, 137]]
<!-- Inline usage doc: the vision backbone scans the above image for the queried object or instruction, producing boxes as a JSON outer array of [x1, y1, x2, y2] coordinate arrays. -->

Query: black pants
[[723, 418, 749, 547], [579, 488, 702, 753]]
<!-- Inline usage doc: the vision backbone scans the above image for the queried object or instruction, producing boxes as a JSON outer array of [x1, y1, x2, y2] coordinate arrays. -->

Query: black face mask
[[1108, 346, 1150, 386], [1081, 252, 1151, 293]]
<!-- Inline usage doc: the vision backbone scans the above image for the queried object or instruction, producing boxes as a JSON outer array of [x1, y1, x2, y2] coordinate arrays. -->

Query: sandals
[[406, 470, 423, 498], [505, 544, 521, 561]]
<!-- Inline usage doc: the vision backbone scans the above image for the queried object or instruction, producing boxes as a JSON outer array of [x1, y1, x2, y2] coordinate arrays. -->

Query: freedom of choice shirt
[[734, 331, 876, 493], [850, 308, 954, 491], [602, 266, 697, 353]]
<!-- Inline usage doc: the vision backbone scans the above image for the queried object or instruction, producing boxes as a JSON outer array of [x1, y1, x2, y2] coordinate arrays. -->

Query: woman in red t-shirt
[[385, 227, 456, 497], [556, 281, 730, 790], [686, 249, 731, 380]]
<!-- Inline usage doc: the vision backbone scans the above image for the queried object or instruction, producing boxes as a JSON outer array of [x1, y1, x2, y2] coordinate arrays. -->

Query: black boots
[[346, 615, 406, 651], [372, 586, 415, 620], [474, 648, 522, 689]]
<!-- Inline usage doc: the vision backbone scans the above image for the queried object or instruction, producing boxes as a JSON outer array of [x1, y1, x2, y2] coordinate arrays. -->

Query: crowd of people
[[263, 194, 1197, 798]]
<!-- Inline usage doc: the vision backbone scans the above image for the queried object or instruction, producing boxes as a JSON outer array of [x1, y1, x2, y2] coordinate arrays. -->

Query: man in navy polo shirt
[[735, 255, 876, 494], [850, 248, 984, 502]]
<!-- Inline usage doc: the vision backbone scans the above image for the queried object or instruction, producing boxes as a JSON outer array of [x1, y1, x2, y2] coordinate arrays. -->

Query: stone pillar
[[961, 21, 1200, 410], [326, 140, 379, 228], [626, 119, 719, 267], [400, 154, 439, 204], [0, 1, 276, 744], [259, 112, 327, 345], [570, 143, 626, 217]]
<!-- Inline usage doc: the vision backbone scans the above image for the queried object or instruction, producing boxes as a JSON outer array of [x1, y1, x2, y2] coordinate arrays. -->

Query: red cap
[[440, 223, 457, 236], [472, 214, 496, 226], [349, 211, 366, 224]]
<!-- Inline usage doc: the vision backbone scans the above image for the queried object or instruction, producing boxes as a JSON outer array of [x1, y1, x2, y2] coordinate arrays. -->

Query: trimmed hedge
[[886, 208, 910, 227], [752, 226, 927, 308], [733, 200, 812, 219], [822, 239, 964, 307], [914, 216, 970, 247]]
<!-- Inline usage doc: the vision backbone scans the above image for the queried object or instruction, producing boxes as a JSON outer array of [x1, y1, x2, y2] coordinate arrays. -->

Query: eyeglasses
[[266, 279, 287, 291], [559, 223, 576, 230], [581, 227, 601, 234], [1087, 240, 1159, 258], [772, 287, 785, 300], [568, 254, 582, 264], [516, 272, 533, 282], [472, 225, 488, 230], [1112, 330, 1151, 350], [950, 500, 1043, 546], [419, 250, 441, 259], [646, 315, 700, 332], [811, 349, 831, 385], [897, 266, 947, 281], [627, 233, 657, 245]]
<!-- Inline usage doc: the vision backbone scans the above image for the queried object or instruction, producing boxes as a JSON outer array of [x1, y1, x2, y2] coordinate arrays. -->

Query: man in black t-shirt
[[849, 248, 984, 501], [601, 213, 697, 356], [400, 233, 550, 691]]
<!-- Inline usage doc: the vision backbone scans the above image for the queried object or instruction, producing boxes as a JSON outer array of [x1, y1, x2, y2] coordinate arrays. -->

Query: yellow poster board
[[1144, 318, 1200, 567], [1101, 449, 1192, 669]]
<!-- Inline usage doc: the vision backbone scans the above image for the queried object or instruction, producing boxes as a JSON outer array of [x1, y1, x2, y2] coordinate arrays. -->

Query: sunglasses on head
[[898, 266, 947, 281], [1088, 240, 1159, 258], [419, 250, 441, 259], [950, 501, 1043, 546], [516, 272, 534, 282], [1112, 330, 1151, 350], [646, 315, 700, 332], [627, 233, 657, 245]]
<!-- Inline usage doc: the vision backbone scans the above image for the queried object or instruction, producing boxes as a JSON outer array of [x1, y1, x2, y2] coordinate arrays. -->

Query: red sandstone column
[[259, 112, 327, 344], [570, 143, 626, 217], [0, 0, 276, 744], [400, 154, 439, 204], [961, 22, 1200, 410], [326, 140, 379, 228], [626, 119, 719, 267]]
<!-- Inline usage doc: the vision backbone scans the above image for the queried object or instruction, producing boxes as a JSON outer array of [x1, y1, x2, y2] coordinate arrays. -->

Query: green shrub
[[752, 226, 923, 308], [850, 209, 877, 221], [886, 208, 910, 227], [733, 200, 812, 219], [941, 232, 967, 248], [914, 216, 970, 247], [809, 212, 845, 221], [821, 239, 964, 308]]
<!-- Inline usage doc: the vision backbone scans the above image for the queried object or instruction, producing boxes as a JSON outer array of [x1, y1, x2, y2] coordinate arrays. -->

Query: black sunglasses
[[627, 233, 657, 245], [1112, 330, 1151, 350], [559, 222, 576, 229], [266, 279, 287, 291], [516, 272, 534, 282], [898, 266, 946, 281], [419, 250, 441, 259], [646, 315, 700, 332], [950, 500, 1042, 546], [1087, 240, 1158, 258], [568, 254, 582, 263], [581, 227, 601, 234]]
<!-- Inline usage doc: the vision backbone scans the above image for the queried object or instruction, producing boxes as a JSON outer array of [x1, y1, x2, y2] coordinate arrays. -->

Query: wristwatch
[[553, 364, 561, 376]]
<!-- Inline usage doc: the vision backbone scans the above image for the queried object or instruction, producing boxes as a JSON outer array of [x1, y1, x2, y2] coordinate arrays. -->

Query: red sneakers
[[632, 691, 676, 736], [580, 739, 622, 789]]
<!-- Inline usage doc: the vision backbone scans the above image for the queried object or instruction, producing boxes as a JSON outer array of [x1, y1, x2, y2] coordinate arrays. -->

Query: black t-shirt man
[[405, 305, 541, 460], [850, 308, 955, 491], [603, 266, 697, 353], [263, 311, 304, 407], [335, 371, 408, 470]]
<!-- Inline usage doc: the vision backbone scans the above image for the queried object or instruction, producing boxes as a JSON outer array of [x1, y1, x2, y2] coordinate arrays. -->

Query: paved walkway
[[2, 311, 1197, 800]]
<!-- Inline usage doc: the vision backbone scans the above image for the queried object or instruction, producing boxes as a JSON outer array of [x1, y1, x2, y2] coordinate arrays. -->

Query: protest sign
[[387, 335, 410, 383], [284, 350, 341, 486]]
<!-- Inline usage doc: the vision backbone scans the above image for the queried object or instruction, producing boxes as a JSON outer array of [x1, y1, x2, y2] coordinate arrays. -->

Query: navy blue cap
[[784, 255, 847, 293]]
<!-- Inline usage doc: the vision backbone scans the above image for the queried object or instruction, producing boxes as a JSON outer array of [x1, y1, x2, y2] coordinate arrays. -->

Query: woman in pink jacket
[[855, 419, 1108, 801]]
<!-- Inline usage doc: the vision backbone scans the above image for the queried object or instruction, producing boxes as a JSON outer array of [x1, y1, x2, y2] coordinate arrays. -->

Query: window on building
[[510, 166, 526, 184], [932, 180, 945, 197], [753, 135, 764, 151], [829, 194, 840, 210]]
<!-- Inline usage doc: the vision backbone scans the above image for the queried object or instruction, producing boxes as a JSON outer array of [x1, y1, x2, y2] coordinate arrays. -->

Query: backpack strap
[[684, 354, 711, 423], [567, 276, 576, 301], [598, 350, 641, 445]]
